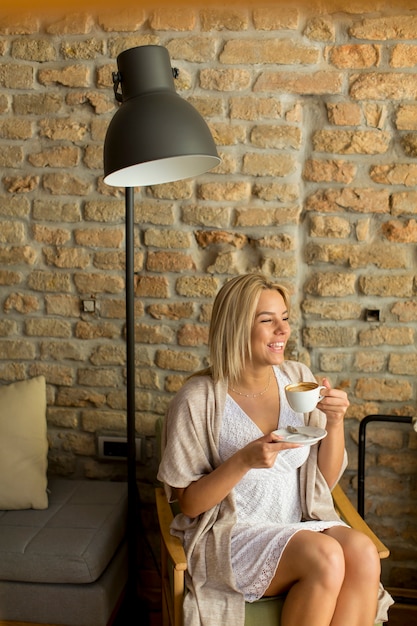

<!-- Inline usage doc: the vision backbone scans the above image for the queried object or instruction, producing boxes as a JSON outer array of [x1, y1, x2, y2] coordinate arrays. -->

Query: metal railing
[[357, 414, 415, 518]]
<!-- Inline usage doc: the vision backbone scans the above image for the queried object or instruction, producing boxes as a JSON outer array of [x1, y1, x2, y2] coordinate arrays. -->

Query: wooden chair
[[155, 483, 389, 626]]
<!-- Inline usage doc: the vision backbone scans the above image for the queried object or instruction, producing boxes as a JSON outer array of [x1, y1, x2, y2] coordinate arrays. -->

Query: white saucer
[[272, 426, 327, 446]]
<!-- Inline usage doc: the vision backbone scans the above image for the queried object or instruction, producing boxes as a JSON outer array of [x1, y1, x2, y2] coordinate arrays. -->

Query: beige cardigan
[[157, 360, 393, 626]]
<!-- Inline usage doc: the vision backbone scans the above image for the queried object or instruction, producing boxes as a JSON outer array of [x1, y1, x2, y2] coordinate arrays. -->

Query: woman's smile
[[268, 341, 285, 353]]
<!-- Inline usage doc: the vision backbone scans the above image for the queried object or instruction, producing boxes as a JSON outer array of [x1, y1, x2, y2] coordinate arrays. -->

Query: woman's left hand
[[316, 377, 349, 487], [316, 377, 349, 427]]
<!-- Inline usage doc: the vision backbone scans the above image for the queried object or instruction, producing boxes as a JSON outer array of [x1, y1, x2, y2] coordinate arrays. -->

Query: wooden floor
[[387, 602, 417, 626]]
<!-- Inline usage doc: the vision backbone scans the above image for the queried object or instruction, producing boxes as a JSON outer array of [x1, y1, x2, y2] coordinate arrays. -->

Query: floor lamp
[[103, 45, 220, 618]]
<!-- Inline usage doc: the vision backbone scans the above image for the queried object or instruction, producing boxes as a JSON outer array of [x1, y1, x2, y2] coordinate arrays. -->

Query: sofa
[[0, 377, 128, 626]]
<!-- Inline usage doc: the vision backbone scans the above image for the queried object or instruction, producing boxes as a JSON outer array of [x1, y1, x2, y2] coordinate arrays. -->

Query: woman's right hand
[[239, 432, 301, 469]]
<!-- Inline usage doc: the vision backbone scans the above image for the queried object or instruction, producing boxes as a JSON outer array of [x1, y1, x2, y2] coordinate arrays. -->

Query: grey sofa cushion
[[0, 477, 128, 584], [0, 541, 128, 626]]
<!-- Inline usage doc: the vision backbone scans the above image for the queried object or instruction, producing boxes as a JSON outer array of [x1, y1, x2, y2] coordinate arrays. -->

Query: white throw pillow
[[0, 376, 48, 509]]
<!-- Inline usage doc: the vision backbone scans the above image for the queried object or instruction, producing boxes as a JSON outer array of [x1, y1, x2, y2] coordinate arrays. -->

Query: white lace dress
[[219, 366, 346, 602]]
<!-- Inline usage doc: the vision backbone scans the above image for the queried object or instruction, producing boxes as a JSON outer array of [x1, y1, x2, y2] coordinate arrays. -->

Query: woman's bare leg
[[262, 527, 380, 626], [263, 530, 346, 626], [323, 526, 381, 626]]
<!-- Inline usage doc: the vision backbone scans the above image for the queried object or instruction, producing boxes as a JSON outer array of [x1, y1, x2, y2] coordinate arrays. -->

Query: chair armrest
[[332, 484, 389, 559], [155, 487, 187, 571]]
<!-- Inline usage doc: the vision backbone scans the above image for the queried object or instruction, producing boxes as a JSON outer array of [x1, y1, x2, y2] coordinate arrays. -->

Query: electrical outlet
[[97, 435, 143, 462]]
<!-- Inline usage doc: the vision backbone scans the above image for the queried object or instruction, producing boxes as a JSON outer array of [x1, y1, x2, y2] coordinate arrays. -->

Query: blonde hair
[[208, 273, 290, 383]]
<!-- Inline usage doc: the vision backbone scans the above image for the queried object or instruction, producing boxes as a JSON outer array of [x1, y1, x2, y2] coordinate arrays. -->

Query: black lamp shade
[[103, 45, 220, 187]]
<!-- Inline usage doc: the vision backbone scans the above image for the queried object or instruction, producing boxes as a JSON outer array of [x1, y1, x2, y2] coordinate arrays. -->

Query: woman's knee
[[313, 535, 346, 589], [344, 531, 381, 581]]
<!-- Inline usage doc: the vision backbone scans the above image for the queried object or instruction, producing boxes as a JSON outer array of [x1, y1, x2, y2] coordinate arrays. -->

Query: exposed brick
[[359, 326, 414, 346], [230, 96, 281, 120], [74, 320, 120, 340], [305, 242, 408, 269], [251, 125, 301, 150], [350, 72, 417, 100], [0, 63, 33, 88], [200, 68, 251, 91], [391, 300, 417, 322], [328, 44, 380, 69], [148, 302, 194, 321], [148, 180, 193, 201], [45, 13, 94, 35], [220, 39, 319, 65], [210, 122, 246, 146], [303, 16, 334, 42], [243, 152, 296, 177], [197, 181, 250, 201], [200, 8, 249, 31], [253, 7, 298, 30], [155, 348, 201, 372], [364, 103, 388, 129], [370, 163, 417, 187], [143, 228, 192, 249], [149, 8, 196, 31], [254, 71, 343, 95], [11, 38, 56, 62], [305, 188, 390, 213], [28, 146, 80, 168], [177, 323, 209, 346], [13, 93, 62, 115], [358, 275, 413, 297], [303, 326, 357, 348], [0, 118, 32, 139], [303, 159, 356, 183], [395, 104, 417, 130], [389, 353, 417, 375], [181, 204, 231, 227], [381, 219, 417, 243], [39, 118, 88, 141], [301, 299, 362, 320], [304, 271, 356, 296], [98, 9, 146, 32], [349, 15, 417, 40], [146, 251, 195, 272], [73, 272, 124, 294], [0, 145, 24, 167], [326, 102, 361, 126], [25, 318, 72, 338], [354, 351, 386, 373], [176, 275, 219, 298], [4, 292, 39, 314], [0, 14, 39, 35], [313, 129, 390, 155], [252, 183, 299, 202], [61, 38, 105, 59], [234, 206, 301, 227], [308, 215, 351, 238], [136, 275, 169, 298], [43, 173, 91, 196]]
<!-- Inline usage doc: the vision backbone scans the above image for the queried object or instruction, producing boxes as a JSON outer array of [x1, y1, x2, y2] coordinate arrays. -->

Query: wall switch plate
[[97, 435, 143, 462]]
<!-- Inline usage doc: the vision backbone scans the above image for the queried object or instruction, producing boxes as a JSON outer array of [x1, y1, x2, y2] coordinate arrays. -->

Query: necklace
[[229, 369, 272, 399]]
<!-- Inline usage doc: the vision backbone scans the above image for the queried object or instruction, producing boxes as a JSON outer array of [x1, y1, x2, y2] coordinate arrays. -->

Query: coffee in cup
[[284, 381, 326, 413]]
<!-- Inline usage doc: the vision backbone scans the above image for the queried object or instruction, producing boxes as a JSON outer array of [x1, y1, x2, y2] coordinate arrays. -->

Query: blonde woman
[[158, 273, 392, 626]]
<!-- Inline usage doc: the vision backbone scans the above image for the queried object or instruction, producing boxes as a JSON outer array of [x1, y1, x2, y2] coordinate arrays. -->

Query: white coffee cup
[[285, 381, 326, 413]]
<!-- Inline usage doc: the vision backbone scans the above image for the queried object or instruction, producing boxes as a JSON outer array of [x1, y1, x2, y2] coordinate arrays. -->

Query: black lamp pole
[[124, 186, 137, 609]]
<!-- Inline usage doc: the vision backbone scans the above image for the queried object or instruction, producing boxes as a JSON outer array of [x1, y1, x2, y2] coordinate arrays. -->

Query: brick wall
[[0, 4, 416, 590]]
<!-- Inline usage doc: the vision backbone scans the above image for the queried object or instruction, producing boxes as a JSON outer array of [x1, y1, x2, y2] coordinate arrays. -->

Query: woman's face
[[249, 289, 291, 367]]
